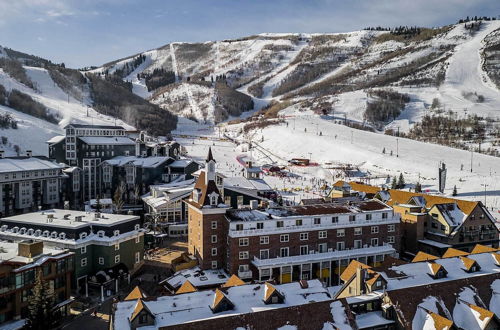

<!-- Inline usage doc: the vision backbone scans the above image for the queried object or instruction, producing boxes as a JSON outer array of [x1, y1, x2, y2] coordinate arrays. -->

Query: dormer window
[[193, 189, 201, 203], [51, 231, 57, 238], [79, 232, 87, 240], [114, 230, 120, 236], [134, 224, 140, 231], [58, 232, 66, 239], [98, 231, 105, 238], [211, 195, 217, 206]]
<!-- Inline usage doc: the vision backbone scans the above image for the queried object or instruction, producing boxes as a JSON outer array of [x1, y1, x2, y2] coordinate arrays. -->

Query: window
[[277, 221, 284, 228], [235, 224, 243, 231], [300, 245, 309, 255], [371, 238, 379, 246], [300, 232, 308, 241], [98, 257, 104, 265], [135, 252, 140, 264], [319, 231, 327, 239], [382, 212, 388, 219], [135, 236, 140, 244], [239, 238, 249, 246], [371, 226, 379, 234], [81, 258, 88, 267], [388, 224, 395, 232], [318, 243, 327, 253], [337, 229, 345, 237], [211, 221, 217, 229], [280, 234, 289, 242], [211, 235, 217, 243], [210, 194, 217, 206], [115, 255, 120, 263], [260, 236, 269, 244], [211, 248, 217, 256], [280, 247, 289, 257], [366, 214, 372, 220], [354, 240, 362, 248], [332, 216, 338, 223], [257, 222, 264, 229], [388, 236, 395, 244], [211, 261, 218, 269], [296, 219, 303, 226], [336, 241, 345, 251], [81, 246, 87, 254], [113, 230, 120, 236], [349, 215, 356, 222], [260, 249, 269, 259], [114, 244, 120, 251], [134, 224, 140, 231], [354, 227, 362, 235], [239, 251, 249, 260], [97, 231, 105, 238], [79, 232, 87, 239], [314, 218, 321, 225]]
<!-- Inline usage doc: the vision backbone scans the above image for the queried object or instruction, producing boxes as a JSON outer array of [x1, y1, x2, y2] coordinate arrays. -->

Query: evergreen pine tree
[[382, 147, 386, 154], [27, 270, 55, 330], [391, 176, 398, 189], [397, 173, 405, 189], [452, 185, 458, 196], [415, 182, 422, 193]]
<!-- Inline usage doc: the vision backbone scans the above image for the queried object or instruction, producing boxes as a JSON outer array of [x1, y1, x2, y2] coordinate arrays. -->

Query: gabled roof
[[471, 244, 498, 254], [420, 307, 454, 330], [264, 282, 284, 303], [491, 253, 500, 265], [432, 203, 467, 228], [212, 288, 234, 311], [412, 251, 439, 262], [442, 247, 469, 258], [457, 299, 494, 328], [459, 256, 479, 272], [428, 262, 446, 276], [124, 286, 146, 301], [188, 171, 223, 208], [176, 280, 197, 294], [129, 299, 154, 322], [340, 260, 372, 283], [365, 273, 385, 287], [221, 274, 245, 288]]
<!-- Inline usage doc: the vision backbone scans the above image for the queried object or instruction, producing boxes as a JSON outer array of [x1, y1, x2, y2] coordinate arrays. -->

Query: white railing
[[229, 216, 400, 237]]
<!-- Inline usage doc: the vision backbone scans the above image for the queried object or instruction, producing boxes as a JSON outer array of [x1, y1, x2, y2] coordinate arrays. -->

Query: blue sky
[[0, 0, 498, 67]]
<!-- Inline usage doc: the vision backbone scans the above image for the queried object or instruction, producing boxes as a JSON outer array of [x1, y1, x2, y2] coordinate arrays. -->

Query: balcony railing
[[229, 217, 400, 237], [238, 270, 253, 279]]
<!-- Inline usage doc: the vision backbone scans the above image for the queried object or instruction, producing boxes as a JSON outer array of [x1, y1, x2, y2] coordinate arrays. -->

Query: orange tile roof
[[344, 182, 479, 215], [264, 282, 278, 301], [221, 274, 246, 288], [428, 310, 454, 330], [428, 262, 445, 276], [491, 253, 500, 265], [459, 256, 477, 271], [176, 280, 197, 294], [412, 251, 439, 262], [468, 303, 494, 323], [129, 299, 149, 322], [365, 273, 383, 287], [340, 260, 372, 282], [212, 288, 232, 309], [471, 244, 498, 254], [442, 248, 469, 258], [124, 286, 146, 301]]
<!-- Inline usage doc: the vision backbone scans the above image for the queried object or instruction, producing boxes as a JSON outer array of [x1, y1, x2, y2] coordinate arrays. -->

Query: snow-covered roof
[[78, 136, 135, 145], [103, 156, 171, 168], [0, 209, 139, 228], [0, 157, 63, 173], [46, 135, 65, 144], [0, 240, 72, 269], [356, 311, 395, 329], [433, 203, 467, 228], [169, 159, 195, 168], [224, 176, 273, 192], [162, 266, 229, 289], [382, 251, 500, 291], [115, 279, 331, 329]]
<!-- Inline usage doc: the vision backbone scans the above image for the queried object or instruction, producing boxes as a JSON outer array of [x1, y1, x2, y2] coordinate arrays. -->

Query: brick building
[[187, 149, 400, 285]]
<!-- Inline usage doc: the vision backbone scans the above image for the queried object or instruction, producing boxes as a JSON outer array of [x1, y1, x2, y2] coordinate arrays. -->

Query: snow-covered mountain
[[95, 20, 500, 128]]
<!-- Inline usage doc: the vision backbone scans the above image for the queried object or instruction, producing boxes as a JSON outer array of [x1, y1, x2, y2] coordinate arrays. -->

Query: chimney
[[355, 266, 366, 296], [26, 150, 32, 158], [18, 240, 43, 258], [299, 279, 309, 289], [0, 150, 4, 159]]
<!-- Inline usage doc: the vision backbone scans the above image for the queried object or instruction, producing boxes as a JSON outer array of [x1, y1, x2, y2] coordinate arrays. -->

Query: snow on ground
[[439, 21, 500, 117], [0, 66, 132, 155]]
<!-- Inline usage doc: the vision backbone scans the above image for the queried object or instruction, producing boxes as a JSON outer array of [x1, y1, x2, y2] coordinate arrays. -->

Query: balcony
[[238, 270, 253, 279], [251, 243, 396, 268]]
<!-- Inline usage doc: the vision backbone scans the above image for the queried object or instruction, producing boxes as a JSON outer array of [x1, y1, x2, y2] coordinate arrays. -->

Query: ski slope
[[439, 21, 500, 117]]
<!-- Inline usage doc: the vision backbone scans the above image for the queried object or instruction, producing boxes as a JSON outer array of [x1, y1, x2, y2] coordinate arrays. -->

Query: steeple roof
[[206, 147, 215, 163]]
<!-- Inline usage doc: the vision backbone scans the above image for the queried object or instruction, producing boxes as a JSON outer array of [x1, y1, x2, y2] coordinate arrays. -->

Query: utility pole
[[396, 138, 399, 158], [481, 183, 488, 206], [470, 149, 473, 172]]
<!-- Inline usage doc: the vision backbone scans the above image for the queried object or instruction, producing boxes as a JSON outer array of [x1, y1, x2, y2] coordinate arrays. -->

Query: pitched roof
[[342, 181, 480, 215], [428, 262, 446, 276], [412, 251, 439, 262], [176, 280, 197, 294], [129, 299, 153, 322], [425, 308, 454, 330], [365, 273, 384, 287], [212, 288, 233, 310], [442, 248, 469, 258], [221, 274, 245, 288], [264, 282, 281, 302], [124, 286, 146, 301], [471, 244, 498, 254], [459, 256, 478, 271], [491, 253, 500, 265], [340, 260, 372, 282], [206, 147, 215, 163], [188, 171, 223, 208]]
